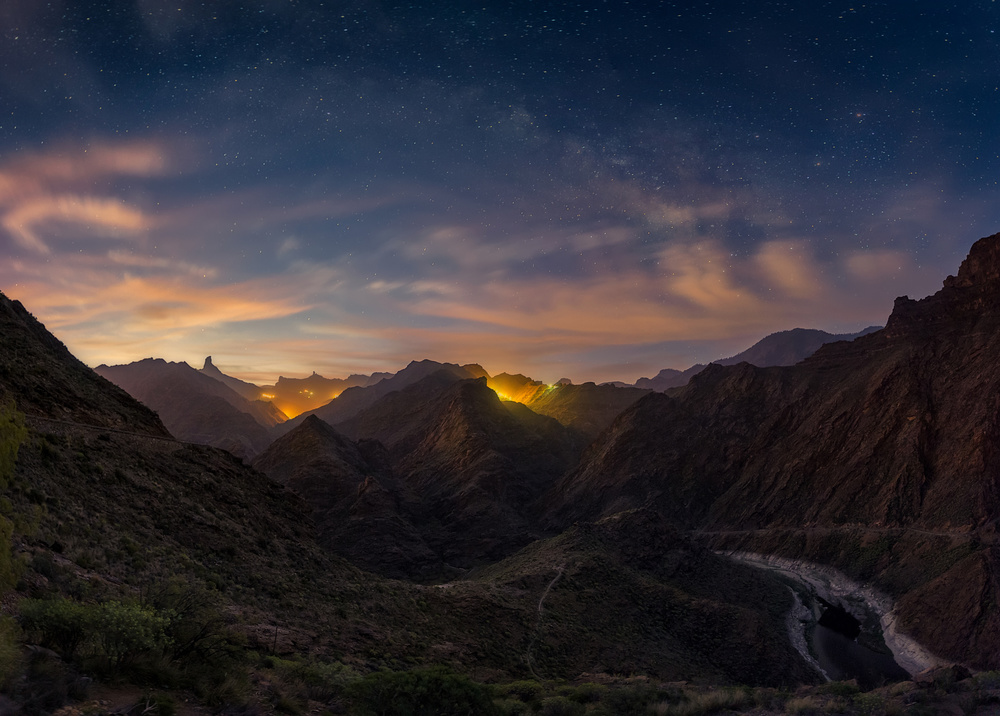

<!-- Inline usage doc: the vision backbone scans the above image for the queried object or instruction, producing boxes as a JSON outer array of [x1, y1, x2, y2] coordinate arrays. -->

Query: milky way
[[1, 1, 997, 383]]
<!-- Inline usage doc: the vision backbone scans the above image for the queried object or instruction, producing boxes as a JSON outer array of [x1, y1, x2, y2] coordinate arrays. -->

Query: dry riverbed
[[721, 551, 945, 679]]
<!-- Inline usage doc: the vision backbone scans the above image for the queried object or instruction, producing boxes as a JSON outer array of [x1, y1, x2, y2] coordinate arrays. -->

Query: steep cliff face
[[547, 233, 1000, 668], [552, 233, 1000, 533]]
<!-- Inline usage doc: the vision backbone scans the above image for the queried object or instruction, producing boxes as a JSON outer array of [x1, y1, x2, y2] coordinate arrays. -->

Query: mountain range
[[3, 234, 1000, 711], [94, 321, 879, 463]]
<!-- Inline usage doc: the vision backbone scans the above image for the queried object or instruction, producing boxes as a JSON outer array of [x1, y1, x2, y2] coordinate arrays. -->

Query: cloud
[[0, 141, 178, 253], [107, 249, 218, 278], [754, 240, 828, 300], [843, 249, 908, 282], [3, 195, 151, 253], [0, 141, 173, 201], [277, 237, 300, 257], [659, 240, 761, 314]]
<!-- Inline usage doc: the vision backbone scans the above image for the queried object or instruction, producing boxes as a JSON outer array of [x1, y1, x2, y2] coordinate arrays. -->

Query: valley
[[2, 235, 1000, 713]]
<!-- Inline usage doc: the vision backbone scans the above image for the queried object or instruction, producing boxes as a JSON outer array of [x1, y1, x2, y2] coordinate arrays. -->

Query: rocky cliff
[[547, 232, 1000, 668]]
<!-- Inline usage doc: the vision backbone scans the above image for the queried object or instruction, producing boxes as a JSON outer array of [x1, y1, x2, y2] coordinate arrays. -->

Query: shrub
[[20, 597, 93, 659], [565, 681, 605, 703], [496, 679, 545, 706], [539, 695, 585, 716], [601, 683, 679, 715], [0, 400, 26, 489], [820, 680, 861, 697], [0, 616, 22, 689], [853, 691, 886, 716], [0, 402, 26, 593], [785, 696, 821, 714], [494, 698, 530, 716], [347, 666, 499, 716], [655, 688, 750, 716], [92, 600, 170, 674], [974, 671, 1000, 690], [269, 656, 357, 702]]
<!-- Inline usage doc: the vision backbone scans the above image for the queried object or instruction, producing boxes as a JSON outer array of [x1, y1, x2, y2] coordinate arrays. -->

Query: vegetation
[[0, 400, 26, 592]]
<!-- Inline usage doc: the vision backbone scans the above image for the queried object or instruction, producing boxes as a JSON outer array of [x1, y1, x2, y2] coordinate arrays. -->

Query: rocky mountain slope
[[0, 296, 168, 435], [547, 232, 1000, 668], [486, 372, 651, 438], [252, 414, 438, 579], [255, 372, 589, 577]]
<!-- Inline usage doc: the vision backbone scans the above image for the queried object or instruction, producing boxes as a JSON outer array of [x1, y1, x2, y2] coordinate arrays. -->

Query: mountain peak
[[944, 231, 1000, 290], [203, 356, 215, 369], [885, 232, 1000, 336]]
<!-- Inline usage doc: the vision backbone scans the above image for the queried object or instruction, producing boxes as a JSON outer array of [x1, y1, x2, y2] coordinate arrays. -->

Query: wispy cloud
[[4, 195, 152, 254], [0, 141, 177, 253], [0, 134, 969, 385]]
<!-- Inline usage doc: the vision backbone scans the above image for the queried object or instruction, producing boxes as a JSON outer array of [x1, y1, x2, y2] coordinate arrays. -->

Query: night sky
[[2, 1, 998, 384]]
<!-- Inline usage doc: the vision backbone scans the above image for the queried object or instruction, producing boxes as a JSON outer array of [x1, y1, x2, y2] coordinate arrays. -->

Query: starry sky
[[1, 1, 998, 384]]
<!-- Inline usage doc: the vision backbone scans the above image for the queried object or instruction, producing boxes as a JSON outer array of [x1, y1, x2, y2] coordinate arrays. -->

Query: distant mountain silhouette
[[199, 356, 392, 417], [634, 364, 707, 391], [714, 326, 882, 367], [274, 359, 487, 437], [634, 326, 882, 391], [199, 356, 263, 400], [96, 358, 285, 459]]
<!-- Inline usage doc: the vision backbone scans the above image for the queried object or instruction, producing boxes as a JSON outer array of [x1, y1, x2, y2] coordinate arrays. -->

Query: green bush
[[496, 679, 545, 706], [0, 400, 26, 490], [819, 680, 861, 697], [565, 681, 606, 703], [347, 666, 499, 716], [599, 683, 679, 715], [0, 615, 22, 689], [20, 597, 93, 659], [0, 402, 26, 593], [852, 691, 886, 716], [539, 694, 585, 716], [494, 698, 530, 716], [93, 600, 170, 673], [267, 655, 357, 702], [20, 596, 174, 679]]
